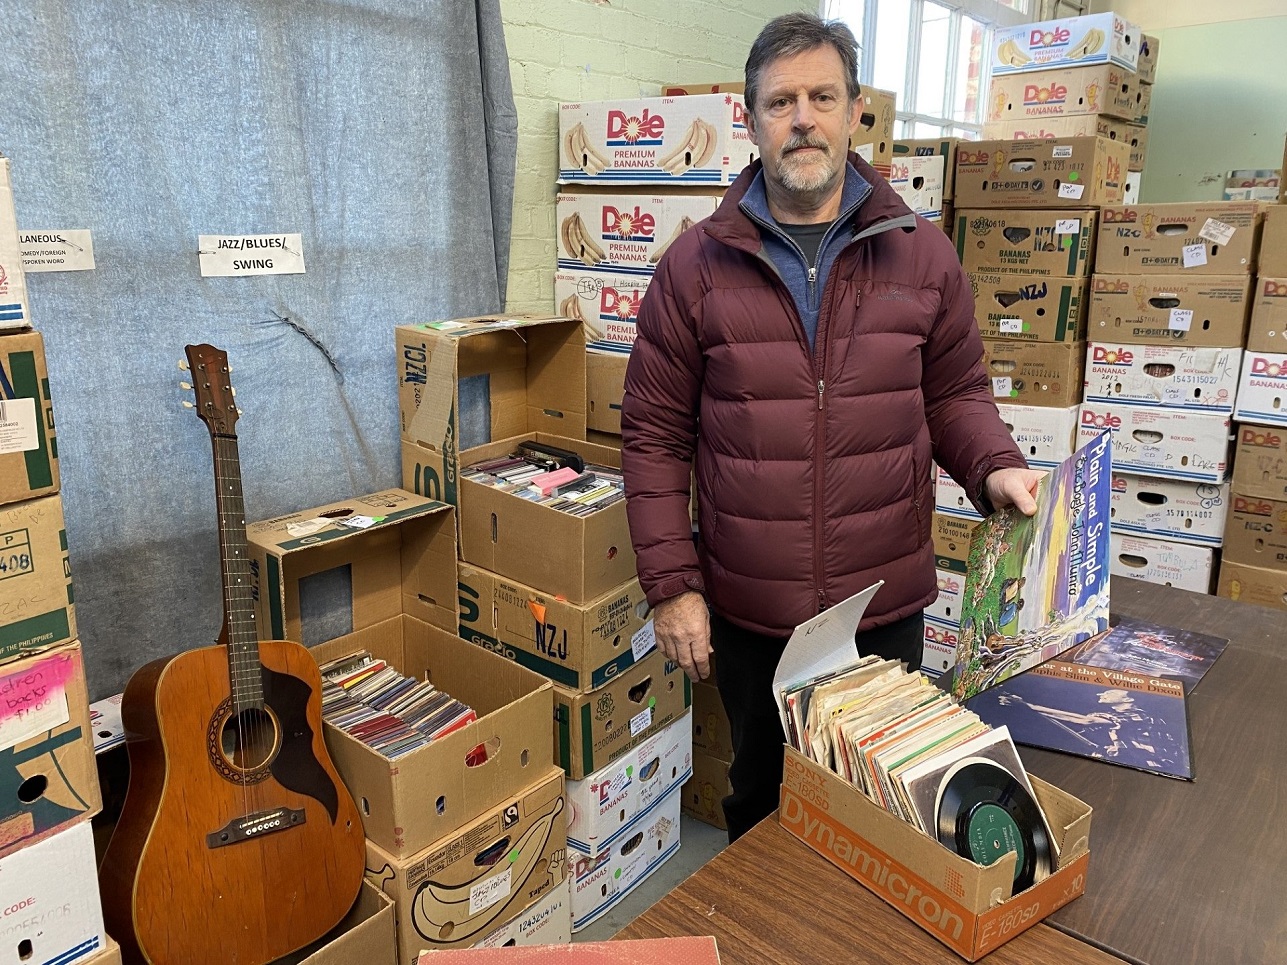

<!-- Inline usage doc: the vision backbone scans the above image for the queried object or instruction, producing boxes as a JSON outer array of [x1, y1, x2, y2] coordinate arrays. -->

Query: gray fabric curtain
[[0, 0, 516, 698]]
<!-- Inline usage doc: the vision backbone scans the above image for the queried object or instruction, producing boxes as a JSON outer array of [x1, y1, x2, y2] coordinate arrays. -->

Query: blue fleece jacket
[[738, 162, 874, 351]]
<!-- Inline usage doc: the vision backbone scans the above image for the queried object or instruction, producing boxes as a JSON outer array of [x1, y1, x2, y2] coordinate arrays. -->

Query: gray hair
[[744, 13, 861, 115]]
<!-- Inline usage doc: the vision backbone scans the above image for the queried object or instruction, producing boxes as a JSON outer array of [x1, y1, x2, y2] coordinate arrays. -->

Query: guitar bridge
[[206, 807, 305, 849]]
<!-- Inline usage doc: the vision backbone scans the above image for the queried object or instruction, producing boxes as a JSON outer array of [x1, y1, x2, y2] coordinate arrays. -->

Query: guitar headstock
[[182, 343, 239, 435]]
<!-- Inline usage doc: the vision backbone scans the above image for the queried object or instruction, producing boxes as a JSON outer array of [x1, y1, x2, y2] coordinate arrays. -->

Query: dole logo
[[924, 625, 958, 647], [1251, 357, 1287, 379], [602, 205, 656, 241], [1082, 409, 1122, 429], [1093, 277, 1131, 294], [732, 100, 746, 128], [600, 286, 642, 321], [1030, 26, 1072, 47], [890, 160, 910, 181], [1264, 279, 1287, 298], [1023, 83, 1068, 106], [606, 109, 665, 145], [936, 575, 961, 596], [959, 148, 992, 167], [1102, 208, 1139, 224], [1093, 346, 1134, 365], [1112, 476, 1128, 492], [1241, 427, 1282, 448], [1235, 496, 1274, 516]]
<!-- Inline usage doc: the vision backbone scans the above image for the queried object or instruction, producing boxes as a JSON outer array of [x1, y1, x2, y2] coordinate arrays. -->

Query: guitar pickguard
[[262, 665, 341, 823]]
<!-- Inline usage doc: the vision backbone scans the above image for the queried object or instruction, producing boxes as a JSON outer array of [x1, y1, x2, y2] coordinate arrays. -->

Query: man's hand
[[652, 591, 712, 682], [984, 467, 1046, 516]]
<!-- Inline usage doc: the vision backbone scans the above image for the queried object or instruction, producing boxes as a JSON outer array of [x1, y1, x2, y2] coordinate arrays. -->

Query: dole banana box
[[559, 95, 756, 186], [888, 154, 944, 221], [981, 339, 1085, 407], [554, 192, 719, 274], [956, 209, 1096, 277], [1232, 423, 1287, 500], [1246, 277, 1287, 353], [1078, 403, 1231, 483], [1109, 472, 1229, 547], [1136, 34, 1160, 85], [1234, 350, 1287, 429], [955, 137, 1128, 209], [0, 158, 30, 332], [1124, 171, 1142, 206], [1218, 560, 1287, 610], [934, 467, 980, 522], [893, 138, 959, 200], [969, 272, 1087, 342], [1083, 343, 1241, 413], [997, 403, 1079, 469], [932, 511, 974, 570], [987, 64, 1137, 124], [991, 12, 1140, 75], [554, 269, 649, 355], [925, 570, 965, 626], [1089, 274, 1252, 348], [1095, 202, 1261, 275], [1110, 532, 1215, 594], [981, 115, 1132, 143], [1219, 493, 1287, 569], [467, 879, 572, 949], [921, 614, 961, 679]]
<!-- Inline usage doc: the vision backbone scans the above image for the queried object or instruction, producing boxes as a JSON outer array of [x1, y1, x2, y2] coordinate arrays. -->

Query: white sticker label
[[1054, 219, 1081, 235], [20, 230, 96, 273], [630, 620, 656, 662], [469, 867, 512, 915], [0, 398, 38, 455], [0, 684, 69, 752], [1198, 218, 1237, 247], [1169, 309, 1194, 332], [1142, 510, 1165, 528], [999, 318, 1024, 334], [992, 377, 1013, 397], [1163, 386, 1185, 404], [629, 706, 653, 737], [285, 518, 331, 538], [197, 233, 305, 277], [855, 143, 874, 162], [1138, 444, 1166, 466], [604, 769, 631, 801], [1052, 145, 1074, 159], [1058, 182, 1085, 199], [1181, 244, 1208, 269], [337, 515, 377, 529]]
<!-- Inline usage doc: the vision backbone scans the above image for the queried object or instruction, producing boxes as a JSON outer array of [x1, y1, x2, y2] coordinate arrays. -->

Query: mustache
[[780, 134, 830, 157]]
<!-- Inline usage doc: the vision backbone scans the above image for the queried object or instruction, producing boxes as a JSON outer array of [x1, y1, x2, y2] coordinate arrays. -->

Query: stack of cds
[[462, 451, 624, 518], [319, 651, 477, 759]]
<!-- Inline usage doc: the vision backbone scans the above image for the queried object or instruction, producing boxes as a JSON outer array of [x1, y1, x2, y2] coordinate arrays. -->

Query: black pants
[[709, 609, 924, 843]]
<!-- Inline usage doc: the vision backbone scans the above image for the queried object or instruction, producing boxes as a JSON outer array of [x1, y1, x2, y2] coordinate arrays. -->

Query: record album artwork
[[951, 432, 1112, 700], [1059, 617, 1227, 694]]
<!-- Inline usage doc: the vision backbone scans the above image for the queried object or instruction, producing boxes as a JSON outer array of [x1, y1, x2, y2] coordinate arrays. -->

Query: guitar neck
[[211, 431, 263, 712]]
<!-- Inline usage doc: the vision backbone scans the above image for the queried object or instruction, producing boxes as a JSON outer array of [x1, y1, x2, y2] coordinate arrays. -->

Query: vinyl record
[[935, 758, 1052, 893]]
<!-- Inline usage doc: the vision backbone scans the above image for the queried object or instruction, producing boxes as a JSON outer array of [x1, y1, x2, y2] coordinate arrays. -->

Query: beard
[[775, 132, 843, 194]]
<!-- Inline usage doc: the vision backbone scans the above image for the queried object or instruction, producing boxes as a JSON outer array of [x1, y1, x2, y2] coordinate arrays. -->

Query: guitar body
[[101, 639, 365, 965]]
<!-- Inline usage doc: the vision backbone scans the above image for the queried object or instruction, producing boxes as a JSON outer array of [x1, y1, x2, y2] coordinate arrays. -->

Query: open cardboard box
[[772, 587, 1091, 961], [397, 316, 586, 507], [282, 882, 397, 965]]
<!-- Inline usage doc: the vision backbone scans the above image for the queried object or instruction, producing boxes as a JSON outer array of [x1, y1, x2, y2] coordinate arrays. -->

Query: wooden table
[[1023, 577, 1287, 965], [616, 817, 1123, 964]]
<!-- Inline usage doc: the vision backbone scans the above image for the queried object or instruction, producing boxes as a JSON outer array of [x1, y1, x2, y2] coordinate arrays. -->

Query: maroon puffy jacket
[[621, 154, 1026, 637]]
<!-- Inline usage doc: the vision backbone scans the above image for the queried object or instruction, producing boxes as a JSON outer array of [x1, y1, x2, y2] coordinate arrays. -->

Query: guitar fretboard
[[211, 433, 263, 712]]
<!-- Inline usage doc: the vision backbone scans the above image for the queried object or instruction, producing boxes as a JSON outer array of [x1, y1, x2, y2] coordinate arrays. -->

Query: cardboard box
[[1136, 83, 1152, 123], [1234, 350, 1287, 428], [1088, 274, 1253, 347], [0, 158, 30, 332], [970, 272, 1088, 341], [569, 785, 681, 931], [893, 138, 960, 201], [921, 614, 961, 679], [1217, 559, 1287, 610], [1137, 33, 1160, 84], [457, 562, 652, 692], [1123, 171, 1142, 206], [1078, 403, 1231, 482], [1095, 202, 1261, 274], [307, 616, 554, 858], [0, 641, 101, 860], [661, 81, 744, 96], [558, 95, 756, 186], [780, 753, 1090, 960], [300, 882, 397, 965], [423, 937, 717, 964], [1083, 343, 1240, 412], [397, 317, 586, 508], [1110, 473, 1229, 547], [1223, 492, 1287, 568], [0, 820, 106, 964], [691, 679, 732, 761], [554, 648, 692, 780], [247, 489, 457, 644], [1232, 423, 1287, 500], [463, 878, 572, 950], [986, 64, 1137, 123], [0, 330, 58, 507], [932, 512, 975, 569], [555, 192, 718, 275], [366, 768, 567, 964], [851, 88, 897, 178], [681, 750, 730, 831], [981, 339, 1085, 406], [889, 154, 944, 221], [586, 350, 627, 435], [79, 936, 122, 965], [955, 137, 1128, 209], [998, 403, 1079, 469], [991, 12, 1140, 75], [0, 494, 75, 665], [1126, 123, 1149, 172], [1110, 532, 1215, 593], [459, 433, 634, 605], [1259, 206, 1287, 277], [956, 209, 1097, 277], [926, 568, 965, 626], [1248, 277, 1287, 352], [934, 467, 981, 521], [567, 711, 691, 856], [940, 203, 954, 238], [981, 115, 1132, 143], [554, 268, 650, 354]]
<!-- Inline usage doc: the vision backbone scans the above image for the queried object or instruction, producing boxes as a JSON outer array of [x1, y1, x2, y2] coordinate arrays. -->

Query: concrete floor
[[574, 815, 729, 942]]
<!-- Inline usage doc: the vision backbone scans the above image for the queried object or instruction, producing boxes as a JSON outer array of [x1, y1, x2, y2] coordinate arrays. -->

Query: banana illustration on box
[[559, 293, 586, 324], [649, 216, 697, 264], [996, 38, 1032, 68], [560, 213, 607, 266], [1067, 28, 1105, 60], [411, 796, 566, 945], [564, 122, 610, 176], [658, 119, 718, 176]]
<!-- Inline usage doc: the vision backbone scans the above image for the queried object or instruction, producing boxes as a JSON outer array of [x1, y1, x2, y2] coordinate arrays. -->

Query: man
[[620, 13, 1042, 842]]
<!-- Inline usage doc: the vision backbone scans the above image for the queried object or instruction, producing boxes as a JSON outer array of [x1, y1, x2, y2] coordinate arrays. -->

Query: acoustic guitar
[[100, 344, 365, 964]]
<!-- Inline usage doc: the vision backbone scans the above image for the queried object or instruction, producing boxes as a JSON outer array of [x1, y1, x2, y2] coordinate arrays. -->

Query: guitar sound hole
[[220, 708, 279, 771]]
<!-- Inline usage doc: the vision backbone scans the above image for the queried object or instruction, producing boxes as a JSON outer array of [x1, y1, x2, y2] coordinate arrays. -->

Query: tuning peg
[[180, 381, 192, 391], [182, 400, 195, 408], [178, 360, 189, 371]]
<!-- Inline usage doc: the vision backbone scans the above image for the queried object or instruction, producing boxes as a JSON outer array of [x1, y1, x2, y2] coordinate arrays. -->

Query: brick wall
[[499, 0, 811, 313]]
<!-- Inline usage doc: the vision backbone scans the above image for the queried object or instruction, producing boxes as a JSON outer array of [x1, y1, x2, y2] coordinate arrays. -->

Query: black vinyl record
[[935, 758, 1053, 893]]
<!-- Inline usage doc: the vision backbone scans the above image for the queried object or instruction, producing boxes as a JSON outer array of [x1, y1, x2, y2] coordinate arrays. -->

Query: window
[[823, 0, 1035, 140]]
